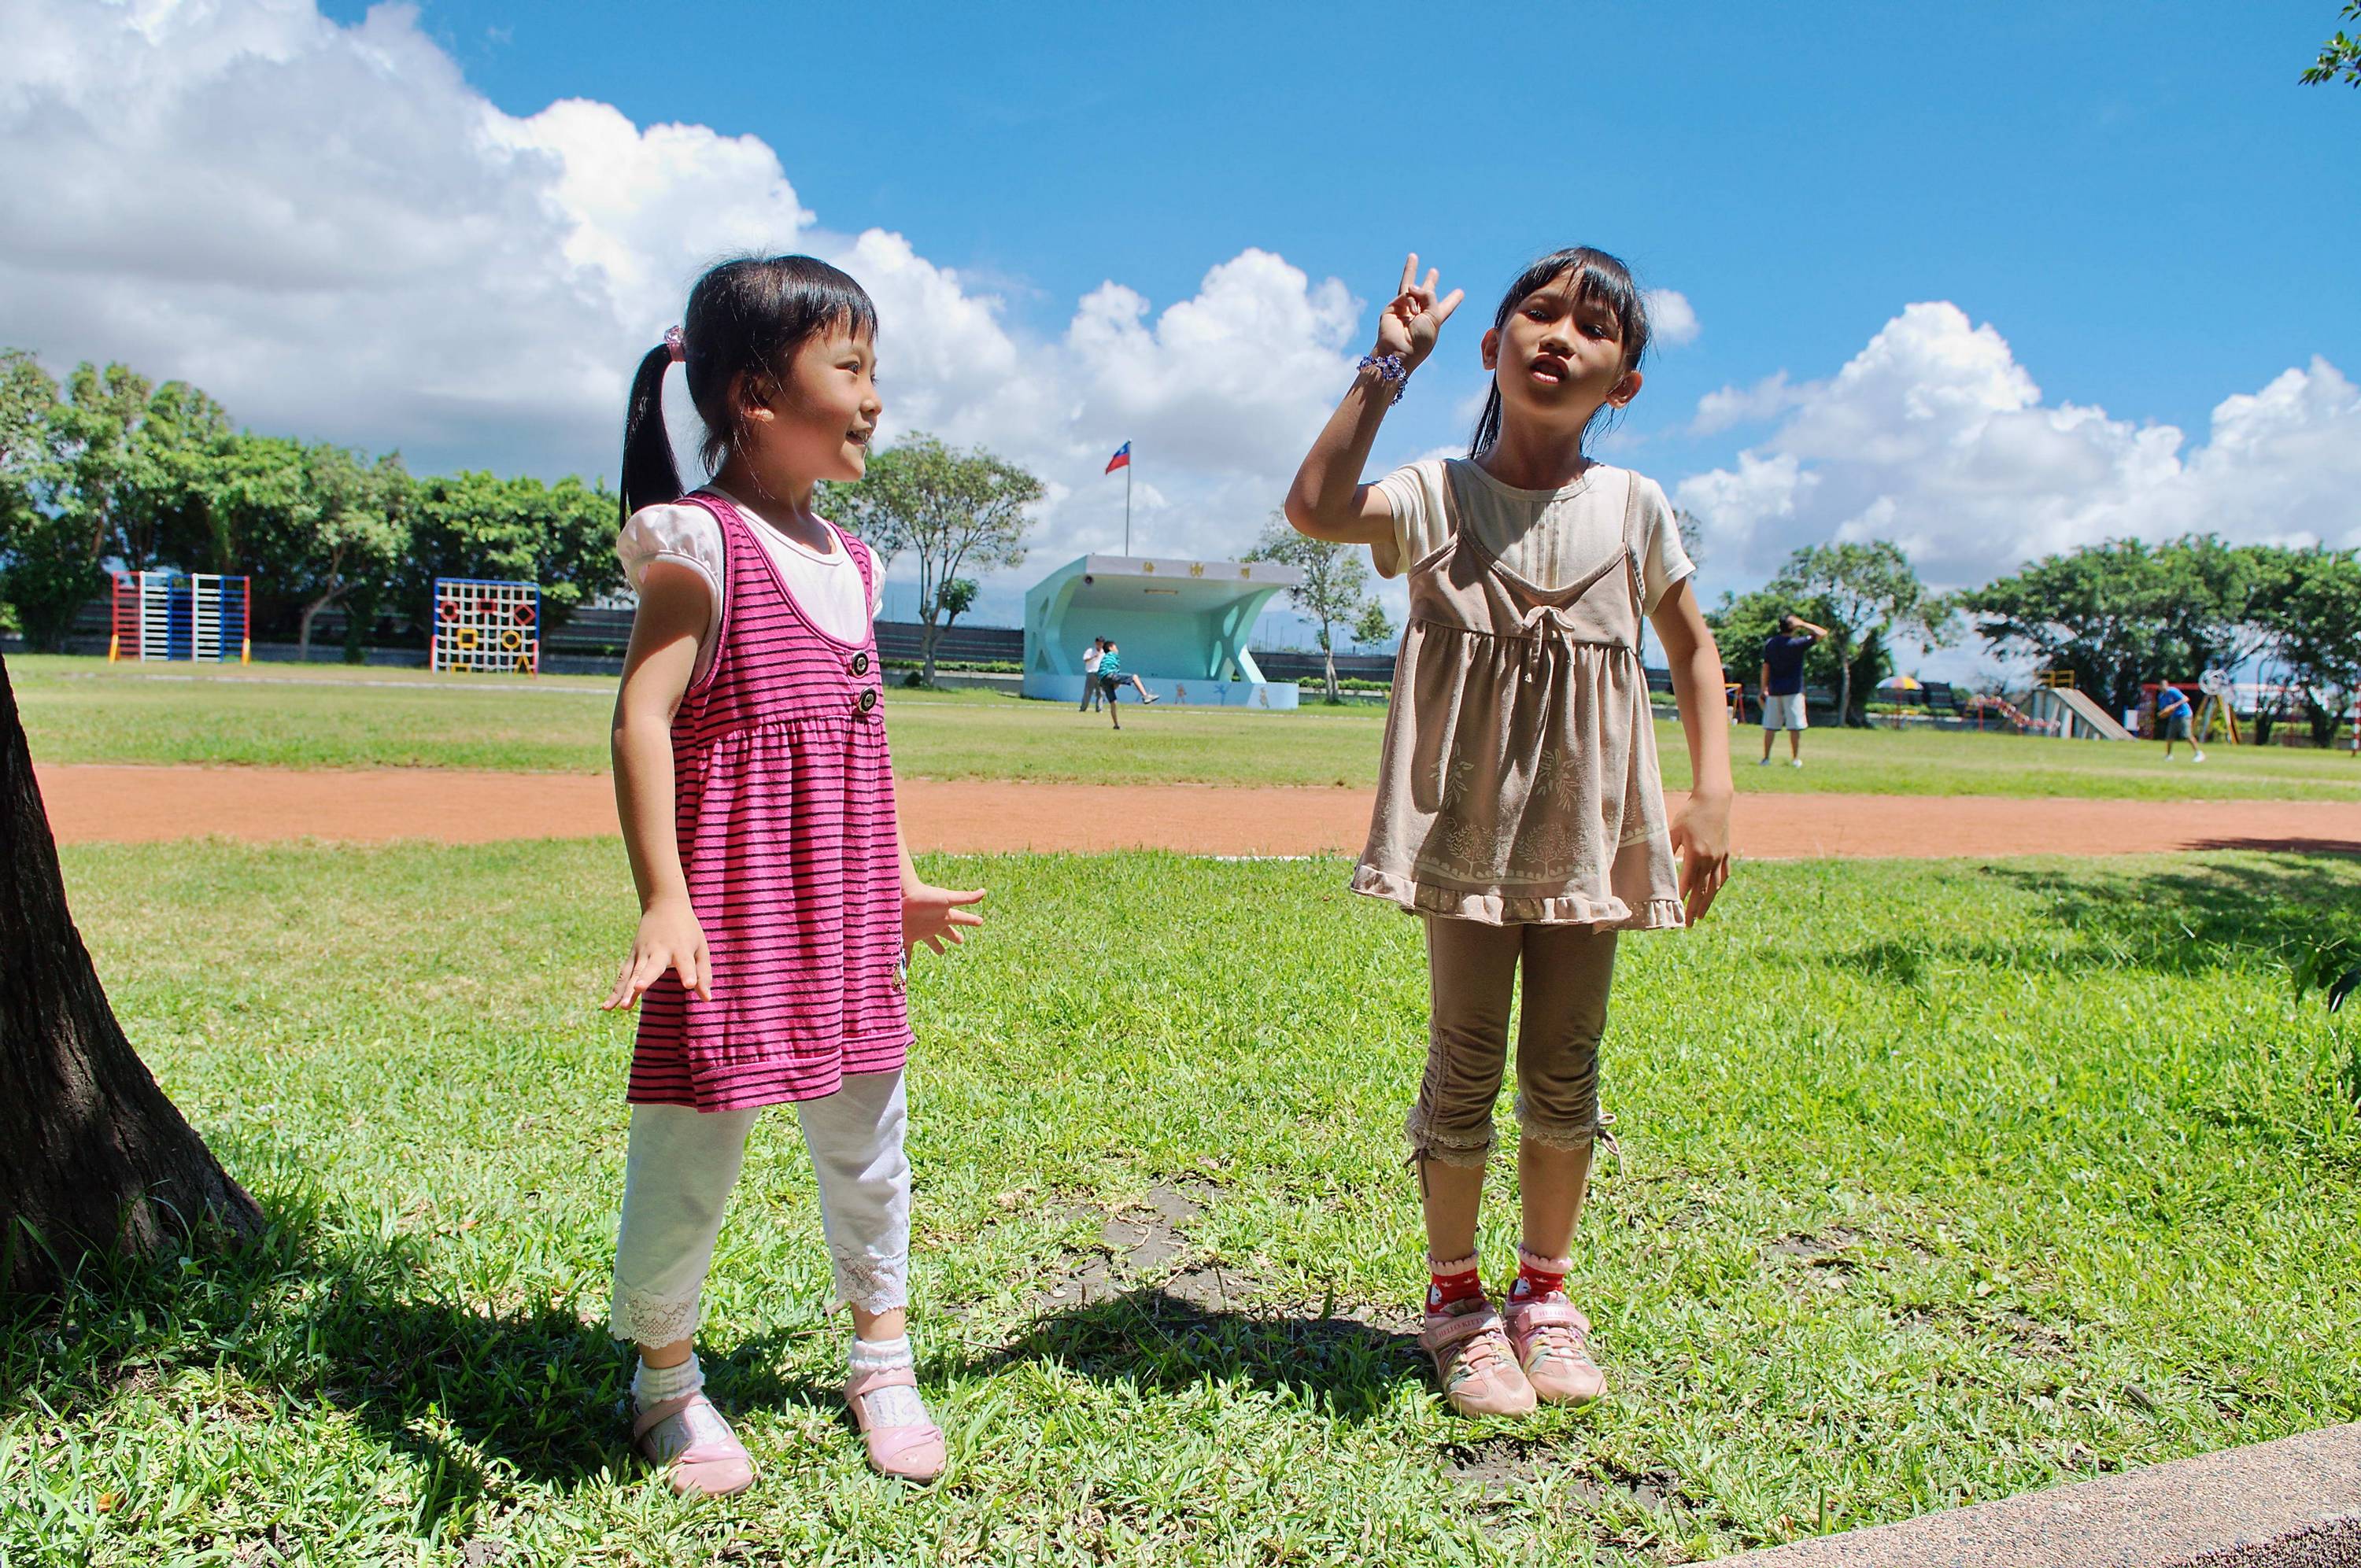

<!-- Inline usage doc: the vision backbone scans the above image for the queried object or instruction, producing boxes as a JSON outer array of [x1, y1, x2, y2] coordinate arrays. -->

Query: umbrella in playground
[[1877, 675, 1923, 692]]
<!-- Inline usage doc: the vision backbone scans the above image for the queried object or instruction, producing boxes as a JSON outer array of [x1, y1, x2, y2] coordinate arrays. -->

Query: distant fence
[[6, 599, 1724, 702], [14, 597, 1033, 675], [27, 600, 1784, 695], [1248, 651, 1395, 685]]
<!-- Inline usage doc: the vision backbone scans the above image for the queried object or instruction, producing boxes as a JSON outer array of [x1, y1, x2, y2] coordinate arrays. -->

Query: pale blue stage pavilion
[[1022, 554, 1304, 709]]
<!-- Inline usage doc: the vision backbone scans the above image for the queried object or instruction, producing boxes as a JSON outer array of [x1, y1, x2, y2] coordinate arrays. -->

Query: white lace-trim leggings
[[609, 1069, 910, 1346]]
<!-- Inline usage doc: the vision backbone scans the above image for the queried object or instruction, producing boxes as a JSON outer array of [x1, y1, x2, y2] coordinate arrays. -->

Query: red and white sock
[[1509, 1247, 1571, 1303], [1426, 1253, 1484, 1314]]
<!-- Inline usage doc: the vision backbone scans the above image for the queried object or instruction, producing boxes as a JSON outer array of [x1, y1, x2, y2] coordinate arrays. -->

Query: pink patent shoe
[[632, 1389, 755, 1498], [1503, 1294, 1606, 1405], [846, 1365, 947, 1481]]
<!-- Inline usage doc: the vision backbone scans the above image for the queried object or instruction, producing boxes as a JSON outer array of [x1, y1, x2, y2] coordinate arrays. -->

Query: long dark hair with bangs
[[1469, 247, 1650, 458], [619, 254, 878, 522]]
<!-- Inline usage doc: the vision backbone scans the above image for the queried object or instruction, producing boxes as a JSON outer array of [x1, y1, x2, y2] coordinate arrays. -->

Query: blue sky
[[333, 0, 2356, 478], [6, 1, 2355, 666]]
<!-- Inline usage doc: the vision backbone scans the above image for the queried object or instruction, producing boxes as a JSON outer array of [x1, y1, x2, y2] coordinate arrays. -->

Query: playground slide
[[1964, 694, 2055, 734], [2045, 685, 2137, 740]]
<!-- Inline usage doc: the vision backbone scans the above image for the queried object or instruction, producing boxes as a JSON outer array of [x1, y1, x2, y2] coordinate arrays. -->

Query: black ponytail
[[619, 343, 683, 523], [1469, 246, 1651, 459], [618, 254, 878, 524]]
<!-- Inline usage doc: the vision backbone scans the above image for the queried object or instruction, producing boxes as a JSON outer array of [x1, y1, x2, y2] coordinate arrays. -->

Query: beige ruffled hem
[[1350, 863, 1686, 930]]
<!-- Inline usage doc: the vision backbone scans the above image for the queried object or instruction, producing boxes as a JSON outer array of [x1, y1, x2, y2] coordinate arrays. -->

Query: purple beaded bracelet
[[1358, 352, 1409, 404]]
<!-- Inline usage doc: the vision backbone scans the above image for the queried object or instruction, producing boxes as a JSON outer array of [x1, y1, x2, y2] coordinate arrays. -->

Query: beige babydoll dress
[[1352, 460, 1687, 928]]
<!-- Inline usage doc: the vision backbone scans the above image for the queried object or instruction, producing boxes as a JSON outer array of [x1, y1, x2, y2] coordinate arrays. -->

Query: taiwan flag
[[1104, 441, 1132, 474]]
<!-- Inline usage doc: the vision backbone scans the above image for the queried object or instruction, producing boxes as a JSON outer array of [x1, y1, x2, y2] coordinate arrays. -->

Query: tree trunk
[[1835, 636, 1855, 727], [0, 652, 262, 1294], [1321, 633, 1339, 704], [919, 612, 939, 689], [297, 586, 341, 661]]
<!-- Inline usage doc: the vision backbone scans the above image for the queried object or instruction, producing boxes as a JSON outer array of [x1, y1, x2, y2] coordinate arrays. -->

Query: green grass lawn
[[6, 843, 2356, 1564], [10, 653, 2361, 801]]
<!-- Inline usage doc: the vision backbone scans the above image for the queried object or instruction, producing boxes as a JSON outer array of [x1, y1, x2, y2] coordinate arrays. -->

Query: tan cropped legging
[[1406, 915, 1617, 1168]]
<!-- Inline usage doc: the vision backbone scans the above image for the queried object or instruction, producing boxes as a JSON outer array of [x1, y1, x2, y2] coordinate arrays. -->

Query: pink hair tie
[[663, 325, 685, 363]]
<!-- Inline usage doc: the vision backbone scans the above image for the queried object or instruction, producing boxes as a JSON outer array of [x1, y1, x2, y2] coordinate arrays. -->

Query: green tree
[[0, 352, 63, 644], [2156, 534, 2282, 674], [1767, 540, 1940, 725], [50, 366, 231, 574], [932, 576, 981, 656], [2304, 2, 2361, 85], [2254, 548, 2361, 746], [827, 433, 1041, 687], [1245, 513, 1391, 703], [261, 446, 412, 659], [1960, 537, 2281, 714], [405, 471, 620, 638], [1350, 597, 1396, 652], [1, 363, 235, 650]]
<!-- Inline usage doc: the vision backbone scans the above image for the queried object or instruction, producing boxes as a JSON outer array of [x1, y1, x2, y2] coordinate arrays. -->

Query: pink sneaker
[[1504, 1295, 1605, 1404], [632, 1389, 754, 1498], [846, 1366, 946, 1482], [1421, 1301, 1537, 1417]]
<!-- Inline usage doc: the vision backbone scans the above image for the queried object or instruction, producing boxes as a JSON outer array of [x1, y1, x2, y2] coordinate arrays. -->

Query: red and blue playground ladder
[[109, 571, 251, 663]]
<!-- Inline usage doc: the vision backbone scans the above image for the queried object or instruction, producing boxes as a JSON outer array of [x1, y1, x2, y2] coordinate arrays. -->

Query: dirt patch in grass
[[1441, 1433, 1683, 1511], [1032, 1180, 1245, 1312]]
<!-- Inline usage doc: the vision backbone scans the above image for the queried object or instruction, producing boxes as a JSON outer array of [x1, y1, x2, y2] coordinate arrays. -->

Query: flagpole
[[1125, 459, 1132, 555]]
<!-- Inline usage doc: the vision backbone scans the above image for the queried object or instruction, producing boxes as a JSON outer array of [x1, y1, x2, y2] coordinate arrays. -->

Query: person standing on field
[[1078, 636, 1104, 712], [1282, 245, 1734, 1420], [2154, 681, 2205, 762], [603, 256, 985, 1496], [1758, 613, 1827, 767]]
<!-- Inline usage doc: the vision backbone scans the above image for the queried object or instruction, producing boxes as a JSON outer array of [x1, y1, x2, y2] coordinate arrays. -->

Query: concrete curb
[[1720, 1424, 2361, 1566]]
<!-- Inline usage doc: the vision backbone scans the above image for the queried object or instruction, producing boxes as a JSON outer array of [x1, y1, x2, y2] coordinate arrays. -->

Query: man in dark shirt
[[1758, 614, 1828, 766]]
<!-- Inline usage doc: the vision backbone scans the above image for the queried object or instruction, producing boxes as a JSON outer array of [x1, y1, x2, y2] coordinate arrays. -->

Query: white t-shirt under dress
[[616, 485, 885, 681]]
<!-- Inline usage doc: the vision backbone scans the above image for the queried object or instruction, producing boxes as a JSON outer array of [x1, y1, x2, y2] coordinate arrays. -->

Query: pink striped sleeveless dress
[[628, 491, 911, 1112]]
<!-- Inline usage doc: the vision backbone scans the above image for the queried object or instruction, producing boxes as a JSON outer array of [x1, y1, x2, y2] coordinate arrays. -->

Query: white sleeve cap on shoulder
[[615, 502, 725, 596], [1633, 474, 1696, 614], [1370, 459, 1445, 581]]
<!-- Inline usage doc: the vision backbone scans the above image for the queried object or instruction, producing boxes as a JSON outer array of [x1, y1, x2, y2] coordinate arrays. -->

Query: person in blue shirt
[[2153, 681, 2204, 762], [1757, 614, 1828, 767], [1093, 638, 1158, 729]]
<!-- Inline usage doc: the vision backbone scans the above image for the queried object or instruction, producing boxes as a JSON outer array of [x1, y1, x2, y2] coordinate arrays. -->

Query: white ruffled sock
[[633, 1352, 704, 1410], [849, 1335, 926, 1427]]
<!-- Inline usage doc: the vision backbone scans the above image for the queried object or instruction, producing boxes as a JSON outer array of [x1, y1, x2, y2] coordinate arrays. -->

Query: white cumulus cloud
[[1644, 289, 1698, 348], [0, 0, 1367, 581], [1675, 301, 2361, 590]]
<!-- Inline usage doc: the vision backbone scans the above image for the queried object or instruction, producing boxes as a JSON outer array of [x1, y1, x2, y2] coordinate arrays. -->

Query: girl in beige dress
[[1284, 249, 1735, 1418]]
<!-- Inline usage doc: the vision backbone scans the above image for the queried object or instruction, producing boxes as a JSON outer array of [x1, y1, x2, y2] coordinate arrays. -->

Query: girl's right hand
[[604, 898, 711, 1010], [1374, 252, 1465, 369]]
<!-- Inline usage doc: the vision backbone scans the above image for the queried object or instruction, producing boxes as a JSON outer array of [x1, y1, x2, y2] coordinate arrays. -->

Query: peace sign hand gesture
[[1374, 253, 1465, 371]]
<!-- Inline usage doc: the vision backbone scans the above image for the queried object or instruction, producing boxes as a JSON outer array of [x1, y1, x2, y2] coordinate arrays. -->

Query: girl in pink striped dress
[[600, 255, 985, 1495]]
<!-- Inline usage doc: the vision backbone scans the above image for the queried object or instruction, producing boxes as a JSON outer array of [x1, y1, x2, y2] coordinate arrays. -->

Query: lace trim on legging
[[612, 1286, 702, 1348], [1403, 1104, 1496, 1169], [832, 1249, 908, 1315]]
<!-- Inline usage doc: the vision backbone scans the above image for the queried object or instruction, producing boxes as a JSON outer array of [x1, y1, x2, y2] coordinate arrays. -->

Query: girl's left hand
[[1669, 794, 1732, 925], [903, 880, 986, 957]]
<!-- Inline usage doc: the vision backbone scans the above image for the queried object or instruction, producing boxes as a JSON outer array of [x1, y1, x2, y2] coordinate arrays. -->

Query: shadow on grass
[[1820, 851, 2361, 985], [960, 1284, 1424, 1424], [0, 1190, 822, 1534]]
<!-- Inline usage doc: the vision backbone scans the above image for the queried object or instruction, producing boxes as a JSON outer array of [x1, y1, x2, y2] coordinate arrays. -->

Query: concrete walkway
[[1720, 1422, 2360, 1566]]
